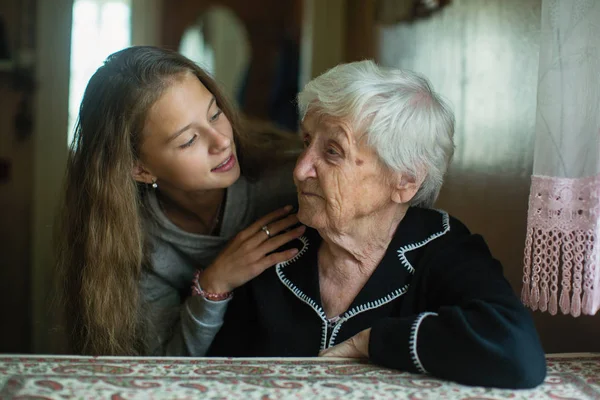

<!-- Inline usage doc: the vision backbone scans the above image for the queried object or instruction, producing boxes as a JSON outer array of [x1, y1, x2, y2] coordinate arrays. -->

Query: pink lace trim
[[522, 174, 600, 316]]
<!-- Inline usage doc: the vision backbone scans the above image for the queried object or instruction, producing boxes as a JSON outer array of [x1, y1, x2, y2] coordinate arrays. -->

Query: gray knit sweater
[[140, 165, 297, 356]]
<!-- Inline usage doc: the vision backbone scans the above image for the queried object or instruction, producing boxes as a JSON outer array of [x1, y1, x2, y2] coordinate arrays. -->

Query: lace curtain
[[522, 0, 600, 316]]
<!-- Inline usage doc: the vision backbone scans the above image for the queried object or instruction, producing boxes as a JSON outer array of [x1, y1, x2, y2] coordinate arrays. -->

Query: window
[[68, 0, 131, 145]]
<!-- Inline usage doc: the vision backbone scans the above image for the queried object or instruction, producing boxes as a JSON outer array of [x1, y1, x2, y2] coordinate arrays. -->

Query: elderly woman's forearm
[[368, 304, 546, 389]]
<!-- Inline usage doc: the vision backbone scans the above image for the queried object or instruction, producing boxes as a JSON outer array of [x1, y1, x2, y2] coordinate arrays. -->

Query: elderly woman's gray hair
[[297, 60, 455, 208]]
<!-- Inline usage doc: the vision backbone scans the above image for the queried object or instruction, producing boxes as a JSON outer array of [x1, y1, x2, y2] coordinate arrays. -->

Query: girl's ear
[[132, 162, 155, 184]]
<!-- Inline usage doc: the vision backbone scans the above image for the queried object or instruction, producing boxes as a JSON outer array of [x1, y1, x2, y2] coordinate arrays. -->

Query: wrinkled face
[[294, 112, 396, 232], [136, 72, 240, 192]]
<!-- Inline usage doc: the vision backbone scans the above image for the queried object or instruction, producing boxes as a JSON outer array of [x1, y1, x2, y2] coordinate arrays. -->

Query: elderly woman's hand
[[319, 328, 371, 359]]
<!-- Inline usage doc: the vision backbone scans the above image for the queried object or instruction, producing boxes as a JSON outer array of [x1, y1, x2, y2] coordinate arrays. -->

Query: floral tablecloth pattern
[[0, 354, 598, 399]]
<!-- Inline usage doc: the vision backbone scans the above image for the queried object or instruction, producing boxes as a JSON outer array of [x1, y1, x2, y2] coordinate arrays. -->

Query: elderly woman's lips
[[300, 191, 321, 198]]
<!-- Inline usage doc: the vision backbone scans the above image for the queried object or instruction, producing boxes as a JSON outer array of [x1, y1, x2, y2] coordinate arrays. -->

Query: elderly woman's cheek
[[325, 174, 349, 220]]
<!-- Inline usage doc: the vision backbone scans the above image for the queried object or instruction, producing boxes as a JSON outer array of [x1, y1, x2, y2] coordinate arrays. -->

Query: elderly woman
[[200, 61, 546, 388]]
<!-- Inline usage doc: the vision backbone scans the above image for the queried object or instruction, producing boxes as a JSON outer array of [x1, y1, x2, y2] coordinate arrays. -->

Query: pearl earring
[[151, 179, 158, 189]]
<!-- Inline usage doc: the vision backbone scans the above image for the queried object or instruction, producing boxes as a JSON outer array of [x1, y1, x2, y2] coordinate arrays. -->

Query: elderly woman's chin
[[296, 196, 325, 229]]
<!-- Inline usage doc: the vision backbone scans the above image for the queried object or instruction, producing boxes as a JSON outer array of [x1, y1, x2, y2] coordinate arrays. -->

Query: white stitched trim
[[278, 235, 310, 268], [278, 211, 449, 351], [328, 284, 410, 347], [329, 210, 450, 347], [410, 312, 438, 374], [276, 236, 329, 350], [397, 210, 450, 274]]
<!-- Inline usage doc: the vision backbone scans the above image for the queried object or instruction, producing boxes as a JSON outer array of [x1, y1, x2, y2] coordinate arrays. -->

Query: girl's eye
[[210, 109, 222, 122], [180, 135, 197, 149]]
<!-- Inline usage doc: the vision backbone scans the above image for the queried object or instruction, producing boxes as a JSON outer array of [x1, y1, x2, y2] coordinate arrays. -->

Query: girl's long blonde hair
[[55, 46, 299, 355]]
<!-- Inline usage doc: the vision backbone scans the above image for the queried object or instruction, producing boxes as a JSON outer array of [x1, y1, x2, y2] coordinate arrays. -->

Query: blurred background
[[0, 0, 598, 355]]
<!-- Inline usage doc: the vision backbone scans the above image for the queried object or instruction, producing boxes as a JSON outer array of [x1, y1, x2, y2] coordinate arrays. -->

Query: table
[[1, 353, 599, 399]]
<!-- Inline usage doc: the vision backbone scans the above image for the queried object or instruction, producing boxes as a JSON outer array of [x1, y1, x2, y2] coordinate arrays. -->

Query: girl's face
[[135, 72, 240, 193]]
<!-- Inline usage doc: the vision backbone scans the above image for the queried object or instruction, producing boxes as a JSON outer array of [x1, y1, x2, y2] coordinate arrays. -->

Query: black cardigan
[[207, 207, 547, 389]]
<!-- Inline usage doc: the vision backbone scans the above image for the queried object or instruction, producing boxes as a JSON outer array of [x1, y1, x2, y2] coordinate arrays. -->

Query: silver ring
[[261, 225, 271, 238]]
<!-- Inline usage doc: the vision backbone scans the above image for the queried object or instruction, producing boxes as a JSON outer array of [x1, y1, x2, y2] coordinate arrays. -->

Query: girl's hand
[[199, 206, 305, 293]]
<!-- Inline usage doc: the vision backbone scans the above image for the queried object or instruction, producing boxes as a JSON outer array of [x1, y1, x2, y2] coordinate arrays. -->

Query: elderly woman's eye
[[326, 147, 340, 156], [302, 138, 311, 148]]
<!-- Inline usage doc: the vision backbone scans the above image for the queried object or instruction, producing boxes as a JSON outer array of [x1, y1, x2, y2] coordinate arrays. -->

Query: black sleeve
[[205, 284, 257, 357], [369, 233, 547, 389]]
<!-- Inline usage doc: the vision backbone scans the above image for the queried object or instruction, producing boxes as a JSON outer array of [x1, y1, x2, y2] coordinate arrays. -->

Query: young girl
[[55, 46, 304, 356]]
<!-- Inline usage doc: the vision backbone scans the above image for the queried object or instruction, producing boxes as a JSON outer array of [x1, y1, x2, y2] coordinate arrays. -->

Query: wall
[[378, 0, 600, 353], [0, 0, 33, 354]]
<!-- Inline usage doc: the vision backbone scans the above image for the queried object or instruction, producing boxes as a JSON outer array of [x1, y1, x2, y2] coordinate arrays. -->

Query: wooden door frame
[[32, 0, 72, 353], [300, 0, 376, 86]]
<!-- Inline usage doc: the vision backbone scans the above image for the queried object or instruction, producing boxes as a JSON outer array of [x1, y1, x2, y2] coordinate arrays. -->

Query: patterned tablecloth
[[0, 354, 598, 399]]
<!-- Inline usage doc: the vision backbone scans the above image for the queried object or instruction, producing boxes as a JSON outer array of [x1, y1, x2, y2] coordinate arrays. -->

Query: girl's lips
[[211, 155, 236, 172]]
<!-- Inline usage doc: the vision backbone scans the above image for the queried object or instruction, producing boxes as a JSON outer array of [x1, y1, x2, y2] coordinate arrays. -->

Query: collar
[[276, 207, 451, 324]]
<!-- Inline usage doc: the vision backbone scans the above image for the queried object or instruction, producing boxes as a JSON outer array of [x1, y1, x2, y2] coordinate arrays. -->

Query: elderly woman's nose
[[294, 148, 317, 181]]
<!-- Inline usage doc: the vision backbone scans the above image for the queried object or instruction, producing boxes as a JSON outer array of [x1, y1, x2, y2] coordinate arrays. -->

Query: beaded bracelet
[[191, 270, 233, 301]]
